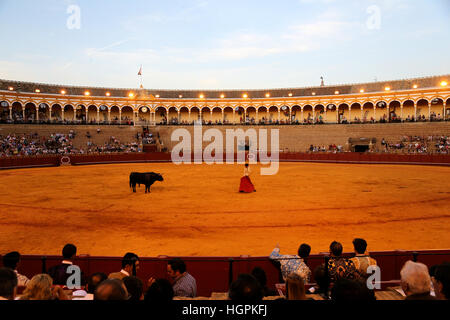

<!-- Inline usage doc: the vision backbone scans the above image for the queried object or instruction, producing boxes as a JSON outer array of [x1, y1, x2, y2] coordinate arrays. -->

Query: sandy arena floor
[[0, 162, 449, 257]]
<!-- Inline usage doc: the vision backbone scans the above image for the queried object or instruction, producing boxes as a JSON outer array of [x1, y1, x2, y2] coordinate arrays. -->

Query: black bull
[[129, 172, 164, 193]]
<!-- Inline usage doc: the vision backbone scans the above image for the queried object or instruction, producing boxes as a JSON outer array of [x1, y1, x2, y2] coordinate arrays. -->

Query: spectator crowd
[[1, 239, 449, 302]]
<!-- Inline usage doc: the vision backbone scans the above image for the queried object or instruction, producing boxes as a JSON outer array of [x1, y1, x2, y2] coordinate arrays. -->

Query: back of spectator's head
[[62, 244, 77, 260], [168, 258, 186, 274], [314, 265, 329, 293], [2, 251, 21, 270], [0, 267, 17, 300], [400, 261, 431, 296], [286, 275, 306, 300], [21, 274, 53, 300], [331, 279, 375, 301], [298, 244, 311, 259], [352, 238, 368, 254], [433, 262, 450, 300], [121, 252, 139, 269], [123, 276, 143, 301], [144, 279, 174, 303], [94, 279, 128, 300], [228, 274, 263, 303], [251, 267, 267, 288], [330, 241, 343, 257], [86, 272, 107, 294]]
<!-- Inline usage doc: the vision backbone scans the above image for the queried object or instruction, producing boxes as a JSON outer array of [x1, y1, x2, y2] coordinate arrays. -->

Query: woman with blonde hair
[[285, 275, 307, 300], [20, 274, 69, 300]]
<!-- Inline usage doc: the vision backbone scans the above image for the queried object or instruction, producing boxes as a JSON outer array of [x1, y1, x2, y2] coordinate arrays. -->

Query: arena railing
[[2, 249, 448, 297]]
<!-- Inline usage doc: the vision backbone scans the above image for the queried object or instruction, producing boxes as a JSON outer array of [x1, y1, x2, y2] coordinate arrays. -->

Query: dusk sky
[[0, 0, 449, 89]]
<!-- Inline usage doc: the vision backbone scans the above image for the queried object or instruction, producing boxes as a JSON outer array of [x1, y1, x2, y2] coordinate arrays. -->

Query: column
[[62, 109, 65, 122], [373, 106, 376, 122], [289, 108, 292, 124], [9, 107, 12, 120], [349, 106, 352, 123], [323, 107, 326, 124], [244, 109, 247, 124], [312, 107, 315, 124], [119, 110, 122, 125], [233, 109, 235, 124], [222, 109, 225, 124], [360, 107, 363, 122], [255, 109, 259, 124], [22, 108, 25, 121], [336, 107, 339, 123], [178, 110, 181, 124], [188, 109, 191, 123], [428, 101, 431, 121], [166, 109, 169, 125], [301, 108, 304, 124], [108, 109, 111, 124], [278, 109, 281, 123], [35, 107, 39, 123], [49, 107, 52, 122], [444, 102, 447, 121], [414, 102, 417, 122], [210, 110, 213, 124], [85, 109, 89, 124], [73, 107, 76, 121], [387, 106, 390, 122], [266, 109, 269, 124], [97, 110, 100, 124], [400, 105, 403, 122]]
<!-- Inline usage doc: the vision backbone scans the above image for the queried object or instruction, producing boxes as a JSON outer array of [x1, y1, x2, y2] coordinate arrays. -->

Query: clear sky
[[0, 0, 449, 89]]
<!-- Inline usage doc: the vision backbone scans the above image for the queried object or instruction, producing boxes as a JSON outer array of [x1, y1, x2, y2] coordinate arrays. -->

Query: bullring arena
[[1, 161, 450, 257], [1, 75, 450, 297]]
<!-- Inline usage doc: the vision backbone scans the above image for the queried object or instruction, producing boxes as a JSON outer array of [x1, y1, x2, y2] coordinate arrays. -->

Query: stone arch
[[388, 101, 401, 122], [302, 104, 313, 124], [51, 104, 62, 122], [75, 104, 87, 123], [362, 102, 374, 123], [416, 99, 429, 121], [12, 102, 23, 122], [211, 107, 223, 124], [121, 106, 134, 124], [110, 106, 120, 124], [190, 106, 200, 124], [246, 106, 257, 124], [168, 106, 179, 125], [179, 106, 189, 124]]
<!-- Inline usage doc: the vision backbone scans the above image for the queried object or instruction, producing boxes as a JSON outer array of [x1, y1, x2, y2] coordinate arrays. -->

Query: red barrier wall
[[1, 152, 450, 170], [2, 250, 448, 296]]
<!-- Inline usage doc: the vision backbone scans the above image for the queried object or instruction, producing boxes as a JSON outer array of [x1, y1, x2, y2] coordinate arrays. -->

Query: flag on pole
[[138, 65, 142, 76]]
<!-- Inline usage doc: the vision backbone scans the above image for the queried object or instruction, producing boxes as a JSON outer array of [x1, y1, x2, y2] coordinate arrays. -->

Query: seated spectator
[[20, 274, 69, 300], [108, 252, 140, 280], [308, 264, 330, 299], [285, 275, 308, 300], [331, 279, 375, 301], [123, 276, 144, 301], [431, 262, 450, 300], [251, 267, 277, 296], [349, 238, 377, 278], [144, 278, 174, 303], [94, 279, 128, 301], [269, 243, 311, 282], [400, 260, 436, 300], [327, 241, 359, 282], [0, 267, 17, 300], [2, 251, 30, 287], [86, 272, 107, 294], [47, 243, 84, 286], [167, 258, 197, 297], [228, 274, 263, 303]]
